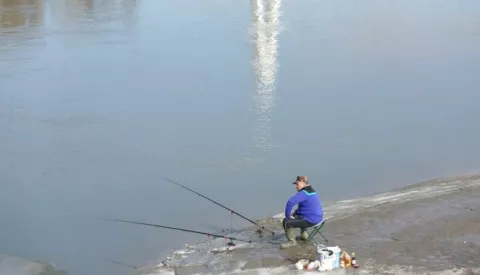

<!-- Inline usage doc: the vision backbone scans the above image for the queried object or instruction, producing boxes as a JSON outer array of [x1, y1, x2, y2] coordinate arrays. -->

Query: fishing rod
[[104, 258, 138, 270], [161, 176, 275, 236], [101, 217, 254, 246]]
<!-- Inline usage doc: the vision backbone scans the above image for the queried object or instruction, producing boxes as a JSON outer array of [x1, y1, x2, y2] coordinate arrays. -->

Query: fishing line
[[161, 176, 275, 236]]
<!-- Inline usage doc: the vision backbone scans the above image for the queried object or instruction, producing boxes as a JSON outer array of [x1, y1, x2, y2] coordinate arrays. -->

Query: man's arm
[[284, 192, 307, 220]]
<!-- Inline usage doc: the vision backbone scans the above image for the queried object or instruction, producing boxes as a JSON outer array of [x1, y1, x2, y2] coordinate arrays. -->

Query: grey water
[[0, 0, 479, 275]]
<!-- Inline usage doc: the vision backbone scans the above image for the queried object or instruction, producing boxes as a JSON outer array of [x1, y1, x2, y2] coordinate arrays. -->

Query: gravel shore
[[315, 176, 480, 272]]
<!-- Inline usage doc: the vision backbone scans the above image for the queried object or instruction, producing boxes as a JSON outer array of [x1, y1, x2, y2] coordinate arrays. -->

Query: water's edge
[[0, 254, 67, 275], [135, 173, 480, 275], [2, 173, 478, 275]]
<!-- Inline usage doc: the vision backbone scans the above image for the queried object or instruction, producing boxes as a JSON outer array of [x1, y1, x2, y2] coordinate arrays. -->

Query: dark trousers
[[282, 216, 316, 230]]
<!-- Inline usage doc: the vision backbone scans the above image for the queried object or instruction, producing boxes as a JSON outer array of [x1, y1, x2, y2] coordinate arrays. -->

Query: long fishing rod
[[101, 217, 253, 245], [104, 258, 138, 270], [161, 176, 275, 236]]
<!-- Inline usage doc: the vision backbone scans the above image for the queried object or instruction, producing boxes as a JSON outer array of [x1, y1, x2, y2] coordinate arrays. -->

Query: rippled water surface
[[1, 0, 480, 274]]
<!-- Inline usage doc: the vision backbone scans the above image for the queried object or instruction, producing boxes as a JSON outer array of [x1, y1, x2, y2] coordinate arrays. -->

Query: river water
[[1, 0, 479, 275]]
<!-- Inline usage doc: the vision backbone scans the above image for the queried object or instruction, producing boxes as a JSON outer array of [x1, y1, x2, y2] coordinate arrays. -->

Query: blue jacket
[[285, 185, 323, 224]]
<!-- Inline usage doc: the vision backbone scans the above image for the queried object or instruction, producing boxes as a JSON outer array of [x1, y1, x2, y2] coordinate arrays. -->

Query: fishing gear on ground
[[161, 176, 275, 236]]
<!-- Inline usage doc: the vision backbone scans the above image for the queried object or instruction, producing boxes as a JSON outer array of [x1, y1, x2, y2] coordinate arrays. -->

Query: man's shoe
[[280, 240, 297, 249], [280, 228, 297, 249], [301, 229, 309, 241], [296, 230, 309, 242]]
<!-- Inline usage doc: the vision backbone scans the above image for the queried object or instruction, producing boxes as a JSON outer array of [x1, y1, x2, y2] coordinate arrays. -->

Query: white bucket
[[317, 246, 341, 271]]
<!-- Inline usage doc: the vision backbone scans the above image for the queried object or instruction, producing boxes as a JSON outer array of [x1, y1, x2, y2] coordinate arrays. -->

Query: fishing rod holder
[[256, 226, 275, 237]]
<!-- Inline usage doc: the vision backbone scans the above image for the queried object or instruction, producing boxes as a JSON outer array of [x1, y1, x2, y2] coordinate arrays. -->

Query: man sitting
[[280, 176, 323, 249]]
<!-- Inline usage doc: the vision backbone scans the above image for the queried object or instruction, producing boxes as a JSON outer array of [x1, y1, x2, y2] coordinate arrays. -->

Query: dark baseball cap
[[292, 176, 308, 184]]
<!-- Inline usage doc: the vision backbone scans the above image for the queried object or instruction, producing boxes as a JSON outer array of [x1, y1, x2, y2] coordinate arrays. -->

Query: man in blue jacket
[[280, 176, 323, 249]]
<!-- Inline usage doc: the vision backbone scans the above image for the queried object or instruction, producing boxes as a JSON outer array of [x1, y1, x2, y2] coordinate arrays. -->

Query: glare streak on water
[[250, 0, 282, 153]]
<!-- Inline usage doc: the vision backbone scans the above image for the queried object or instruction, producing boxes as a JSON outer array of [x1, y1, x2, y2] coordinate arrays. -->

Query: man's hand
[[290, 210, 296, 219]]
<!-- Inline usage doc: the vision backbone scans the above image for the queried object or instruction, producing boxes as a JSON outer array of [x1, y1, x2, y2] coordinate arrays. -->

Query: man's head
[[293, 176, 309, 191]]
